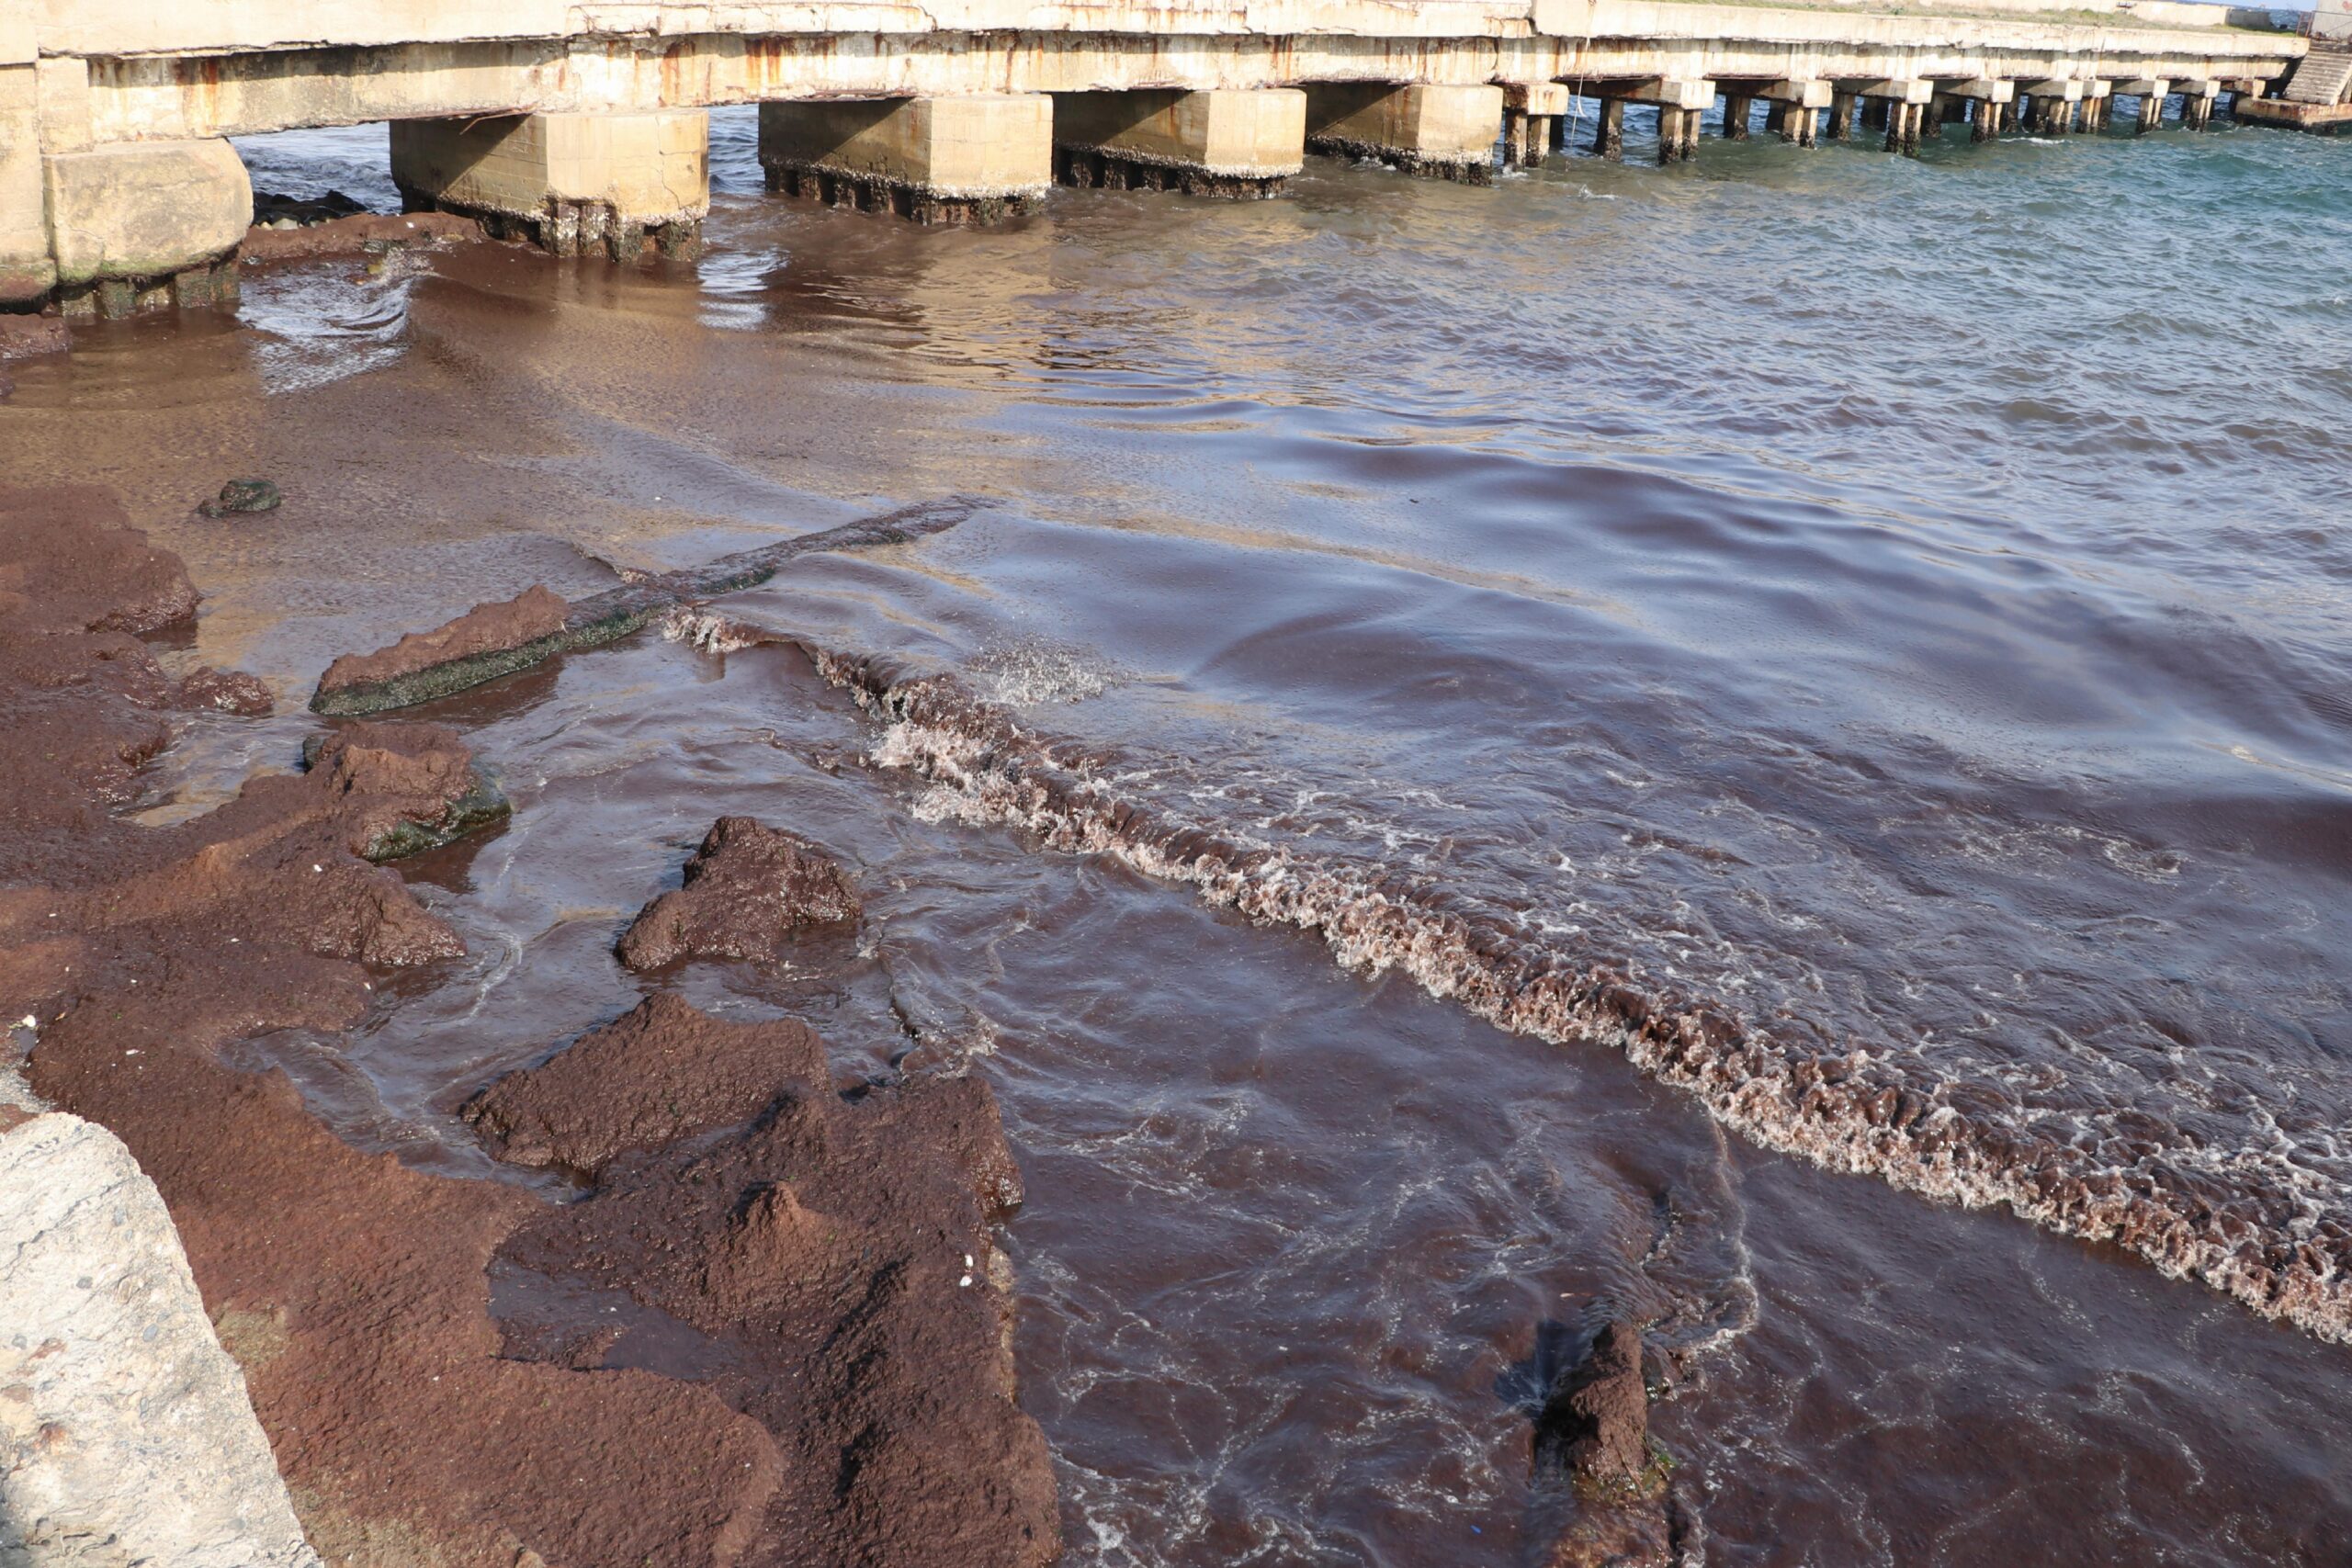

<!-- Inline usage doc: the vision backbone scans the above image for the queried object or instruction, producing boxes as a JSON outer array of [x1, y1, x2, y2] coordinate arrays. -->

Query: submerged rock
[[178, 665, 275, 716], [198, 479, 282, 517], [462, 991, 830, 1177], [241, 209, 484, 265], [301, 721, 511, 863], [616, 816, 862, 972], [1533, 1319, 1677, 1566], [311, 584, 571, 716], [1536, 1319, 1670, 1503], [0, 315, 70, 362]]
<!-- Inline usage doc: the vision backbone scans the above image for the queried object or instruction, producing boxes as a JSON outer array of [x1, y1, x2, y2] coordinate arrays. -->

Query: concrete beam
[[759, 95, 1051, 223], [1619, 77, 1718, 110], [2019, 78, 2086, 99], [1852, 78, 1936, 104], [1758, 78, 1834, 107], [61, 26, 2303, 145], [1053, 87, 1305, 196], [391, 108, 707, 257], [42, 137, 246, 317], [2111, 77, 2169, 95], [1505, 82, 1571, 115], [1939, 77, 2016, 101], [1304, 82, 1502, 183]]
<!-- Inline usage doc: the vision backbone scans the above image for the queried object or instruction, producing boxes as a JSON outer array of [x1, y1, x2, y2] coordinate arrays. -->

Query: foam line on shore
[[791, 643, 2352, 1346]]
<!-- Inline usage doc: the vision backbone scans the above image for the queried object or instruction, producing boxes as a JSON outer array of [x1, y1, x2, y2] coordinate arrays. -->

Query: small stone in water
[[198, 479, 282, 517]]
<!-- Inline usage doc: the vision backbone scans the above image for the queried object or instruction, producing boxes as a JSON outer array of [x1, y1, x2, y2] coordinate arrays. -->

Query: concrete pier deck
[[0, 0, 2318, 313]]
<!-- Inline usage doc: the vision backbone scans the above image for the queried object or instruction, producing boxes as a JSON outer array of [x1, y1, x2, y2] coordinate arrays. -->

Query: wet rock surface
[[1536, 1319, 1658, 1498], [241, 210, 485, 265], [312, 584, 570, 714], [0, 315, 70, 362], [198, 478, 283, 517], [1534, 1319, 1677, 1567], [493, 996, 1058, 1568], [617, 815, 863, 972], [462, 991, 830, 1177], [0, 487, 1057, 1567]]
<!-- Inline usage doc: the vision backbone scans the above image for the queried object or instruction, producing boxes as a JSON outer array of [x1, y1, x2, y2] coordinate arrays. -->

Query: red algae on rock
[[616, 815, 863, 973], [462, 991, 830, 1177], [312, 585, 571, 714], [0, 486, 1057, 1567], [492, 994, 1058, 1568]]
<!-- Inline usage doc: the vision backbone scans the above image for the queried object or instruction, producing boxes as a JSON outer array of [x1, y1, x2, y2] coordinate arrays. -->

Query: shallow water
[[7, 106, 2351, 1563]]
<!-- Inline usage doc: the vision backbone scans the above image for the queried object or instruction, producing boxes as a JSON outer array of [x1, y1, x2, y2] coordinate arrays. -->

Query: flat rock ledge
[[0, 1075, 322, 1568]]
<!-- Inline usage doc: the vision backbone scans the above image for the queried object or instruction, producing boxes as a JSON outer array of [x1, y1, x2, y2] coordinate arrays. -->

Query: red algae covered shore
[[0, 484, 1057, 1567]]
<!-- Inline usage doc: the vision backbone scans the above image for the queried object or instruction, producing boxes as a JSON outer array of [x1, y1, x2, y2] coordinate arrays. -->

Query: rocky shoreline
[[0, 485, 1058, 1566]]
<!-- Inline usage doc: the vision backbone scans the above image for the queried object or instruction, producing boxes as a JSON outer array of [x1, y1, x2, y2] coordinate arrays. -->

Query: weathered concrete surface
[[390, 109, 707, 256], [37, 136, 246, 318], [759, 95, 1052, 221], [22, 0, 2288, 62], [1053, 88, 1306, 186], [0, 65, 51, 306], [0, 1095, 323, 1568], [58, 4, 2302, 146], [1306, 82, 1506, 181], [40, 138, 246, 288]]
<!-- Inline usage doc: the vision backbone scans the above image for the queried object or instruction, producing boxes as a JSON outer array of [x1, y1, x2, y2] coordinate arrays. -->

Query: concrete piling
[[1827, 90, 1856, 141], [40, 137, 249, 319], [1591, 97, 1627, 160], [759, 96, 1051, 223], [1303, 83, 1504, 183], [391, 110, 707, 257], [1053, 89, 1306, 197]]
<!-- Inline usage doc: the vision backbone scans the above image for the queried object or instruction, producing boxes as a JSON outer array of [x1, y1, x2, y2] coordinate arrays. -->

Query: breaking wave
[[788, 642, 2352, 1345]]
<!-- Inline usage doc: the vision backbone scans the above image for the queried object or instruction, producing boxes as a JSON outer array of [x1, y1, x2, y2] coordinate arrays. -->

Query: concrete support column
[[1, 42, 52, 310], [393, 109, 707, 257], [1053, 89, 1305, 197], [43, 139, 248, 320], [1503, 85, 1567, 166], [1663, 105, 1706, 164], [1763, 100, 1789, 139], [1304, 83, 1504, 184], [1723, 92, 1754, 141], [760, 96, 1049, 224], [1827, 90, 1856, 141], [2128, 81, 2170, 131], [1759, 80, 1829, 147], [1591, 97, 1626, 160]]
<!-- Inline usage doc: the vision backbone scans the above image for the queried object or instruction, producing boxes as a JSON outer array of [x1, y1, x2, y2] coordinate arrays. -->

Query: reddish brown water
[[6, 111, 2350, 1563]]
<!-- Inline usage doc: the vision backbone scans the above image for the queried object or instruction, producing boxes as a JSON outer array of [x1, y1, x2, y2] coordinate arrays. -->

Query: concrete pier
[[759, 96, 1052, 224], [1503, 85, 1569, 166], [1054, 89, 1305, 197], [1590, 97, 1629, 161], [45, 139, 246, 319], [2123, 81, 2172, 130], [0, 0, 2324, 312], [390, 110, 707, 258], [1761, 80, 1831, 146], [1304, 84, 1505, 184], [1860, 80, 1934, 155]]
